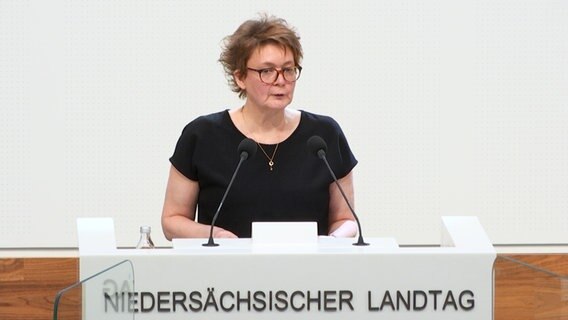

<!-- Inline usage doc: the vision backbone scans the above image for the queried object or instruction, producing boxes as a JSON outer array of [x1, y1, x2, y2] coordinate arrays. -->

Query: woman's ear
[[234, 70, 246, 90]]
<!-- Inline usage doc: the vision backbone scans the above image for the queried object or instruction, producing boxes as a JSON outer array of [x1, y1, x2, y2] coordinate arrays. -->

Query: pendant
[[268, 160, 274, 171]]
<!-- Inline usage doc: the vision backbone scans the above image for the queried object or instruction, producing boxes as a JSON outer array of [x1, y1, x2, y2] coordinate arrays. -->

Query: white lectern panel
[[79, 217, 495, 320]]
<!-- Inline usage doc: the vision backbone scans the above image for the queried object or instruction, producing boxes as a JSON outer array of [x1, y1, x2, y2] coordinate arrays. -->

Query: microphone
[[307, 135, 369, 246], [203, 138, 257, 247]]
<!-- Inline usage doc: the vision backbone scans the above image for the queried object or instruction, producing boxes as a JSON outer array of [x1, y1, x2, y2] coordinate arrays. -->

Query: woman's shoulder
[[299, 109, 341, 130], [182, 110, 230, 131], [190, 110, 228, 124]]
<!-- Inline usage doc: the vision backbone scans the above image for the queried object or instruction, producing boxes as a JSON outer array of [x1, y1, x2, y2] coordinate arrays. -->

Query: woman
[[161, 15, 358, 240]]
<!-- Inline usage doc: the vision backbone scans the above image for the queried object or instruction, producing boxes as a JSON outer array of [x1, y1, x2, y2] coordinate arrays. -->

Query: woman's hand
[[329, 220, 357, 238], [213, 228, 238, 238]]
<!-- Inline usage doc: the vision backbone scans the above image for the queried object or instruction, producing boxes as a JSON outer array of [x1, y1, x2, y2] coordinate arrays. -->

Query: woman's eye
[[261, 68, 275, 75]]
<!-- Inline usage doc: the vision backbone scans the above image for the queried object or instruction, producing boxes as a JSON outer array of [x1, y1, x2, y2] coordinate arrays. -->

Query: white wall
[[1, 0, 567, 247]]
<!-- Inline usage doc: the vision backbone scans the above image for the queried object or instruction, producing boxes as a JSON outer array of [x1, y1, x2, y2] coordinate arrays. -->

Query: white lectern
[[77, 216, 496, 320]]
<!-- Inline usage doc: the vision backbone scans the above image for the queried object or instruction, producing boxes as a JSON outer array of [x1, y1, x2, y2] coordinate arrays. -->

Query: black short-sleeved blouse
[[169, 110, 357, 237]]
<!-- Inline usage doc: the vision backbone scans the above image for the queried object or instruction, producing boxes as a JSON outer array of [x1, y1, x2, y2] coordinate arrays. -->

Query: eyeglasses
[[247, 66, 302, 84]]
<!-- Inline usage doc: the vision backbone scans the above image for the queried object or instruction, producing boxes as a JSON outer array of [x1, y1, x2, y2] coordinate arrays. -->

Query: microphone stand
[[203, 154, 247, 247], [319, 151, 369, 246]]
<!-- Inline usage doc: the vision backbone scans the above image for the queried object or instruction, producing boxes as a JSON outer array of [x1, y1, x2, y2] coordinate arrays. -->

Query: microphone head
[[238, 138, 257, 160], [307, 135, 327, 159]]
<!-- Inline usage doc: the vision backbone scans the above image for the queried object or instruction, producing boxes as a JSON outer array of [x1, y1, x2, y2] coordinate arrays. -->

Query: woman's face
[[235, 43, 297, 111]]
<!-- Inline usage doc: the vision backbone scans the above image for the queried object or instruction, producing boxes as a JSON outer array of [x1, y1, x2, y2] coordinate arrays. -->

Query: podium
[[75, 216, 496, 320]]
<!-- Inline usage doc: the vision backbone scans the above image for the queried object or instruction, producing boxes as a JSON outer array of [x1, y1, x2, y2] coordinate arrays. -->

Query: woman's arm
[[161, 165, 237, 240]]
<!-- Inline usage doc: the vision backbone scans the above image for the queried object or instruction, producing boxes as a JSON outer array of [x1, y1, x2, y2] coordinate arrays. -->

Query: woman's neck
[[245, 101, 287, 123], [239, 105, 298, 144]]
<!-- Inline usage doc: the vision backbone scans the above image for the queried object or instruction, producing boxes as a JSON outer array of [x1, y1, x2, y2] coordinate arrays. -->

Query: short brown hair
[[219, 14, 303, 99]]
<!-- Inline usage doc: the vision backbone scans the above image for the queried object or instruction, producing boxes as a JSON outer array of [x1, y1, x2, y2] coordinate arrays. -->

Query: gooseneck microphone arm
[[203, 138, 257, 247], [307, 136, 369, 246]]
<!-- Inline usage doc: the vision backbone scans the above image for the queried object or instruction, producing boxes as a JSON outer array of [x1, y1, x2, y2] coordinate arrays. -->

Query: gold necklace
[[257, 143, 279, 171], [241, 106, 280, 171]]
